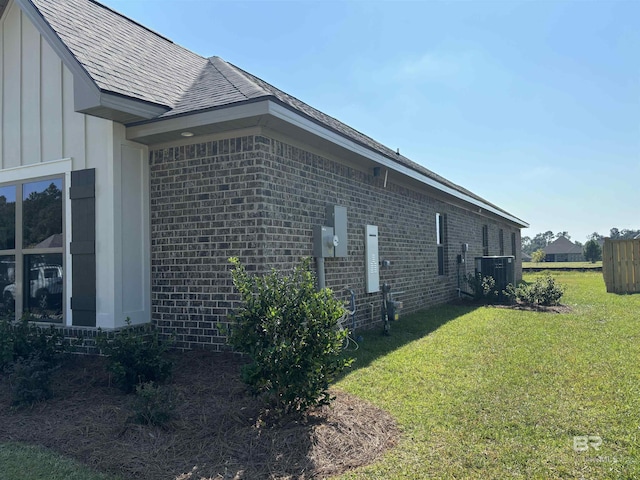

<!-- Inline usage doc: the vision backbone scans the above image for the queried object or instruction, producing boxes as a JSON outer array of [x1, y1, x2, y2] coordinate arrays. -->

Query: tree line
[[522, 228, 640, 255], [522, 228, 640, 263]]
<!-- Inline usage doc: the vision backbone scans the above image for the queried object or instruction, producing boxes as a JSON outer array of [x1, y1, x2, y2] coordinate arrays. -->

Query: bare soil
[[0, 351, 399, 479]]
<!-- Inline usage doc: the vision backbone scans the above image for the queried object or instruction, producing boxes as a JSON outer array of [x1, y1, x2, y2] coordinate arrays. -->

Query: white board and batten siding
[[0, 2, 151, 329], [0, 1, 111, 171]]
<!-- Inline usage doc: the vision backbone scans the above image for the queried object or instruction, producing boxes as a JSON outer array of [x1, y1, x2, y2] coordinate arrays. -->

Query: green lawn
[[0, 443, 120, 480], [335, 271, 640, 479], [2, 271, 638, 479]]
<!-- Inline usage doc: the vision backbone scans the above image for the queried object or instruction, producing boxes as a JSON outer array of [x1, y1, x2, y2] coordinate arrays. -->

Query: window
[[482, 225, 489, 256], [511, 232, 517, 257], [499, 229, 504, 256], [436, 213, 447, 275], [0, 177, 64, 323]]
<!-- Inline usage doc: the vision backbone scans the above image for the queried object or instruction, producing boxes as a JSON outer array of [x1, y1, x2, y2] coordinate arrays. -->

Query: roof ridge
[[208, 57, 271, 99]]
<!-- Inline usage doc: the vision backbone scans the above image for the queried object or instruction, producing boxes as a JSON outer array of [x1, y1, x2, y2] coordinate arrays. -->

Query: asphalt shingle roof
[[167, 57, 268, 116], [24, 0, 523, 222], [31, 0, 207, 108], [544, 236, 583, 255]]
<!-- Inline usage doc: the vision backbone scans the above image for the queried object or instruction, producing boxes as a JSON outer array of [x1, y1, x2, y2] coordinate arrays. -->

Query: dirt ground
[[0, 351, 399, 480]]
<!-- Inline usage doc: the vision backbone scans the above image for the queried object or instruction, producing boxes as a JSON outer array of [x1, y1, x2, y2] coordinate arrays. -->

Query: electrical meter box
[[313, 225, 335, 258]]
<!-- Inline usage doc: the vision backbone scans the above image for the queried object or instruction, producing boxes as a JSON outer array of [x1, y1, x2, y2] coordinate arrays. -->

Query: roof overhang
[[127, 99, 528, 228], [16, 0, 171, 123]]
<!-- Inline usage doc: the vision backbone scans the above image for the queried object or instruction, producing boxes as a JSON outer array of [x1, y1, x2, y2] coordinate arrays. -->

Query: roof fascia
[[126, 99, 271, 139], [15, 0, 170, 121], [73, 75, 168, 120], [266, 101, 529, 228], [127, 99, 528, 228]]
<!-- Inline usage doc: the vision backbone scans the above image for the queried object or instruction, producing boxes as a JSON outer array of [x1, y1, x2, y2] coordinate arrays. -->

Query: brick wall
[[149, 132, 522, 350]]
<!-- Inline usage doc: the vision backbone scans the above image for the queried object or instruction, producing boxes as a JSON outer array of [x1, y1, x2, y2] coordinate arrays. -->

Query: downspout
[[316, 257, 325, 291]]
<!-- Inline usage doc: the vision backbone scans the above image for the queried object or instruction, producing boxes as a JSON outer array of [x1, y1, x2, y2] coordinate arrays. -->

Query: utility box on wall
[[312, 225, 335, 258], [326, 205, 348, 257], [365, 225, 379, 293], [314, 205, 348, 259]]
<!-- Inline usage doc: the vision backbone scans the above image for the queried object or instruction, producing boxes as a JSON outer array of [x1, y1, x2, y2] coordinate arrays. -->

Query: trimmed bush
[[228, 257, 353, 416], [506, 274, 565, 307], [0, 315, 68, 371], [131, 382, 179, 426], [96, 320, 173, 393], [466, 274, 500, 303], [9, 354, 56, 406]]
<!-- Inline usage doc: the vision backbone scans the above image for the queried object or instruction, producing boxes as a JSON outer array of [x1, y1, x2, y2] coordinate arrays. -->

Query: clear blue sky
[[102, 0, 639, 243]]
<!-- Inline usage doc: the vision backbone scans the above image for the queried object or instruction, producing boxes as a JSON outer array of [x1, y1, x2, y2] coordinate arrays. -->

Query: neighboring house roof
[[634, 233, 640, 240], [14, 0, 527, 227], [543, 236, 583, 255]]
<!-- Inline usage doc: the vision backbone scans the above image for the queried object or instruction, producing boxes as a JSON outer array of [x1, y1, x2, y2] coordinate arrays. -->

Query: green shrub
[[228, 257, 353, 416], [96, 320, 173, 393], [130, 381, 179, 426], [466, 274, 500, 303], [0, 316, 68, 371], [0, 316, 14, 369], [9, 355, 56, 406], [508, 274, 565, 306]]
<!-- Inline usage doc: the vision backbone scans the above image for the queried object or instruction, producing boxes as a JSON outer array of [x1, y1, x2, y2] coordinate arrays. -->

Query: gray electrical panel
[[326, 205, 348, 257], [365, 225, 379, 293]]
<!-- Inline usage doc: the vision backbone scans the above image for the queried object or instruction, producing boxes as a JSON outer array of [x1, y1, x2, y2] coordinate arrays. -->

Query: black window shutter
[[70, 169, 96, 327]]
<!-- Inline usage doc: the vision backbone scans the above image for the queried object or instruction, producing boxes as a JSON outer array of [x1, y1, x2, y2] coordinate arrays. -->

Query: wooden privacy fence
[[602, 238, 640, 294]]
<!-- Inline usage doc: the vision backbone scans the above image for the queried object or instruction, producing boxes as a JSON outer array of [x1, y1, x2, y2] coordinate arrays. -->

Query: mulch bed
[[0, 351, 398, 480]]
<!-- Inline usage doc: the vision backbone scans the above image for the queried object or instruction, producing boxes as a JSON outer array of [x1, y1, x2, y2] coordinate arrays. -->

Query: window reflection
[[0, 186, 16, 250], [23, 179, 63, 249], [1, 255, 15, 313], [23, 253, 63, 323]]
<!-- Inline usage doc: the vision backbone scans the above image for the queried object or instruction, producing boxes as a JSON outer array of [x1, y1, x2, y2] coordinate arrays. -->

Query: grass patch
[[523, 261, 602, 269], [335, 271, 640, 479], [0, 443, 120, 480], [2, 271, 638, 479]]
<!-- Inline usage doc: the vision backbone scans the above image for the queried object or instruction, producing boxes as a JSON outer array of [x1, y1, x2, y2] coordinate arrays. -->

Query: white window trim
[[0, 159, 73, 325]]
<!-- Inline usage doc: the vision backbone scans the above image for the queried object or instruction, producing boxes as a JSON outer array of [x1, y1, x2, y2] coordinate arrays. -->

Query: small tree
[[531, 249, 546, 263], [228, 257, 352, 417], [584, 239, 602, 263]]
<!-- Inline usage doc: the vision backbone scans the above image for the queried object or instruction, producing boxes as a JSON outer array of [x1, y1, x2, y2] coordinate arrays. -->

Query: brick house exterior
[[1, 0, 527, 350], [149, 133, 524, 350]]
